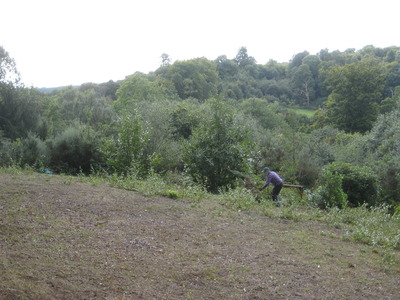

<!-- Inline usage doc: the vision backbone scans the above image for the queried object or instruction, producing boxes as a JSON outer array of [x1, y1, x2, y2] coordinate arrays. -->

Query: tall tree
[[161, 53, 171, 67], [0, 46, 20, 84], [323, 58, 387, 133], [0, 84, 42, 139], [215, 55, 239, 79], [290, 64, 315, 106], [184, 99, 252, 192], [113, 72, 178, 112], [234, 47, 256, 67], [289, 51, 309, 69], [164, 58, 218, 101]]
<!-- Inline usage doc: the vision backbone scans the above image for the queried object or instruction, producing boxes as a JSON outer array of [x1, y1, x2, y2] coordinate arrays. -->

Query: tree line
[[1, 44, 400, 209]]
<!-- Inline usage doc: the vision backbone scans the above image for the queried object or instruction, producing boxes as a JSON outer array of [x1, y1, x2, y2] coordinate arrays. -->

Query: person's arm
[[260, 175, 271, 190]]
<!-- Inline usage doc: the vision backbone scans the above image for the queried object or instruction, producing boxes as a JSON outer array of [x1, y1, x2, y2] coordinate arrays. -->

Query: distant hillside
[[38, 85, 79, 93]]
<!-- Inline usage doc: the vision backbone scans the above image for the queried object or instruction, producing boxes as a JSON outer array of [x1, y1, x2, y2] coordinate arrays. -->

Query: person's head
[[263, 167, 270, 174]]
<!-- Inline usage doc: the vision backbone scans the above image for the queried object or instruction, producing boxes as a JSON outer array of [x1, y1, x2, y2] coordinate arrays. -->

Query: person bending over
[[259, 167, 283, 206]]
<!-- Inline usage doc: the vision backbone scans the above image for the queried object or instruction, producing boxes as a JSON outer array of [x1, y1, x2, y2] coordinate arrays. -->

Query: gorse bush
[[48, 124, 101, 174], [15, 132, 49, 168]]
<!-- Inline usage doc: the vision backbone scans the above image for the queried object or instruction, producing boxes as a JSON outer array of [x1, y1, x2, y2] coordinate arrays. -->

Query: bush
[[310, 168, 348, 209], [15, 132, 49, 168], [0, 136, 15, 167], [166, 190, 179, 199], [378, 156, 400, 207], [183, 99, 253, 192], [47, 125, 102, 174], [323, 161, 378, 207], [366, 109, 400, 207], [100, 112, 150, 176]]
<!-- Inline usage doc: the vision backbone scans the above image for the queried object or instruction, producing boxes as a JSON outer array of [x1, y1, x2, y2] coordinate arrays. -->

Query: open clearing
[[0, 172, 399, 299]]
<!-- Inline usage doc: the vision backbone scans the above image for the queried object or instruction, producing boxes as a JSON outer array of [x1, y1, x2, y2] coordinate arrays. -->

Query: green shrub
[[15, 132, 49, 168], [311, 168, 348, 209], [47, 125, 101, 174], [100, 112, 150, 176], [326, 161, 378, 207], [166, 190, 179, 199], [0, 136, 15, 167], [378, 156, 400, 207], [183, 99, 252, 192]]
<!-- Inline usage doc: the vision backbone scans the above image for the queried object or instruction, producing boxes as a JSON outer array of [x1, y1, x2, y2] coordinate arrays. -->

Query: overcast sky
[[2, 0, 399, 88]]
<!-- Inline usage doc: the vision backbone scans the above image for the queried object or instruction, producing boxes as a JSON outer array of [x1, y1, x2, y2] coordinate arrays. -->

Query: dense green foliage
[[318, 162, 378, 208], [183, 99, 252, 192], [311, 166, 348, 209], [100, 112, 150, 176], [1, 44, 400, 209], [47, 124, 101, 174], [323, 58, 386, 133]]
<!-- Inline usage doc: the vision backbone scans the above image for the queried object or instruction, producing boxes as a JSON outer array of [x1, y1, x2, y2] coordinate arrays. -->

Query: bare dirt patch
[[0, 173, 399, 299]]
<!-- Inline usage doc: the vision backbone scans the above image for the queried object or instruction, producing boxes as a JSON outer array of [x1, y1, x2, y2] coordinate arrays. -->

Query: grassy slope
[[0, 172, 399, 299], [287, 108, 316, 118]]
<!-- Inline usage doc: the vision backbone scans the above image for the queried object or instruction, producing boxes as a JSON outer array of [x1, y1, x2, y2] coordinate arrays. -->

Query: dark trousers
[[272, 183, 283, 202]]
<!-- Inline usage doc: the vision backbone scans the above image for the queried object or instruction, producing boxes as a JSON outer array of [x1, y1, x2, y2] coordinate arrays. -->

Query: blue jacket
[[262, 171, 283, 189]]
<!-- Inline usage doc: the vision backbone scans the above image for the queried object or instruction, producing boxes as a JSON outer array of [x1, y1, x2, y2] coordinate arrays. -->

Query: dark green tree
[[215, 55, 239, 79], [289, 51, 309, 69], [234, 47, 256, 67], [0, 84, 42, 139], [48, 124, 102, 174], [164, 58, 218, 101], [366, 109, 400, 205], [170, 101, 202, 139], [323, 58, 387, 133]]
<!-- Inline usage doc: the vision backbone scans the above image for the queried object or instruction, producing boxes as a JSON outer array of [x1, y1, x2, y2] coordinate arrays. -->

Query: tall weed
[[217, 187, 257, 211], [324, 204, 400, 249]]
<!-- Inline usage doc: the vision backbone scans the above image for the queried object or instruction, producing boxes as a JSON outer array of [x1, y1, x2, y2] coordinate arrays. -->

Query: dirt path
[[0, 173, 399, 299]]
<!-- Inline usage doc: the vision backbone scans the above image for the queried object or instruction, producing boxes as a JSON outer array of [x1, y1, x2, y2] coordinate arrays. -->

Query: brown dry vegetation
[[0, 172, 399, 299]]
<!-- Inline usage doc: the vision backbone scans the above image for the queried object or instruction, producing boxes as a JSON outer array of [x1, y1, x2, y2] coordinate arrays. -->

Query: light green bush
[[100, 112, 150, 176], [166, 190, 179, 199], [310, 168, 348, 209], [183, 99, 252, 192]]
